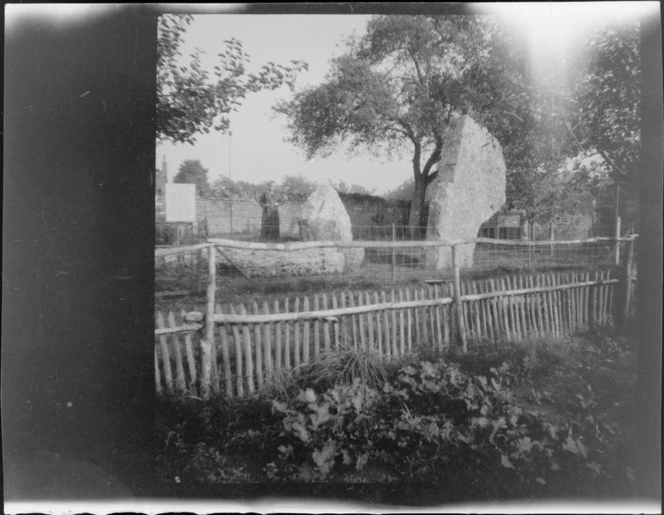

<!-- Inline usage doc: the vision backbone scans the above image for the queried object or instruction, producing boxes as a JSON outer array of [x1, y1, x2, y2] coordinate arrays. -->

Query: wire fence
[[156, 219, 625, 245], [154, 235, 637, 400], [155, 235, 636, 300]]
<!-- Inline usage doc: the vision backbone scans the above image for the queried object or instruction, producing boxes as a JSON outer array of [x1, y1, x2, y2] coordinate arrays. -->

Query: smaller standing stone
[[299, 182, 364, 272]]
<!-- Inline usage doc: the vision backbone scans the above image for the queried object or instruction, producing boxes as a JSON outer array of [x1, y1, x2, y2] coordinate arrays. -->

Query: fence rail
[[155, 236, 636, 297], [207, 235, 634, 251], [155, 269, 627, 398]]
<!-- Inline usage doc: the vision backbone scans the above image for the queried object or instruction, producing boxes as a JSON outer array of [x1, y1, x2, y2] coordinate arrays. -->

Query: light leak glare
[[5, 4, 117, 33], [475, 2, 649, 93]]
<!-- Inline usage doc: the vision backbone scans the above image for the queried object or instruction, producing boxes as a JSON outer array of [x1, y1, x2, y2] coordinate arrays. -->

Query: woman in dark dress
[[259, 181, 280, 241]]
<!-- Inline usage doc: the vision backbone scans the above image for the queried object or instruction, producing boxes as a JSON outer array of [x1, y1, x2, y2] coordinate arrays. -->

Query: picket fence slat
[[250, 302, 262, 388], [406, 288, 413, 353], [210, 306, 221, 394], [275, 299, 283, 372], [413, 289, 421, 347], [239, 305, 254, 394], [519, 276, 528, 340], [364, 292, 373, 350], [167, 312, 186, 395], [378, 291, 387, 358], [355, 293, 364, 351], [547, 275, 556, 338], [229, 305, 244, 397], [156, 312, 173, 394], [180, 309, 197, 394], [332, 294, 340, 351], [348, 292, 358, 351], [303, 297, 311, 363], [398, 289, 406, 355], [157, 270, 622, 398], [313, 295, 321, 358], [154, 347, 162, 395], [284, 299, 292, 371], [294, 298, 301, 371], [428, 287, 437, 348], [390, 290, 398, 357], [339, 292, 347, 349], [322, 294, 331, 353], [218, 308, 233, 397]]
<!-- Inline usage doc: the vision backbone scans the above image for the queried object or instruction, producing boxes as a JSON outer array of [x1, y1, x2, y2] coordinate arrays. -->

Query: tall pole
[[228, 130, 233, 238], [201, 244, 217, 399], [391, 223, 396, 283]]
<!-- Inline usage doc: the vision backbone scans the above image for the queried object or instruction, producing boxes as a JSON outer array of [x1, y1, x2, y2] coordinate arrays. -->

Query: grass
[[296, 341, 394, 391]]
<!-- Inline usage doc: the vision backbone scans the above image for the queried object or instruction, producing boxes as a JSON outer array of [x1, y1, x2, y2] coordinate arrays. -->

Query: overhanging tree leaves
[[157, 14, 308, 145], [570, 21, 640, 184], [567, 20, 641, 226]]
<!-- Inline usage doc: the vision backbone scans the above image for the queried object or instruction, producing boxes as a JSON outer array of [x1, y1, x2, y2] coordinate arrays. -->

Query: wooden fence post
[[622, 237, 635, 324], [528, 242, 533, 269], [549, 223, 555, 257], [201, 244, 216, 400], [391, 223, 396, 283], [451, 243, 468, 353]]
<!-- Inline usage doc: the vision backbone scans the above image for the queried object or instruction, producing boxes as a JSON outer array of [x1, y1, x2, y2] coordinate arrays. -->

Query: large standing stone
[[425, 115, 506, 270], [298, 182, 364, 272]]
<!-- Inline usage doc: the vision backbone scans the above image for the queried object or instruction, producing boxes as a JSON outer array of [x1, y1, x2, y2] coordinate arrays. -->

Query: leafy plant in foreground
[[268, 359, 615, 489]]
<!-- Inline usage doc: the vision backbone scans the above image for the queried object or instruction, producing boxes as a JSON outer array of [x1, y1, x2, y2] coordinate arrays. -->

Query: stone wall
[[196, 197, 303, 238], [187, 193, 411, 239], [157, 192, 595, 244]]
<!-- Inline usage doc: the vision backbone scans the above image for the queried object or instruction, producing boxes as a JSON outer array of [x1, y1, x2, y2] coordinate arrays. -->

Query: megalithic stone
[[299, 182, 364, 272], [425, 114, 507, 270]]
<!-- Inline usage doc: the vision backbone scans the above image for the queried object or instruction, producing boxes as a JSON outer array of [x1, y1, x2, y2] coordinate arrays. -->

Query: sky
[[155, 3, 654, 195], [157, 14, 405, 192]]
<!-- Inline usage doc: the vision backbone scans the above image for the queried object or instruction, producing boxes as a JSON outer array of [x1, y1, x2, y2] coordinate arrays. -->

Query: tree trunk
[[408, 174, 428, 238]]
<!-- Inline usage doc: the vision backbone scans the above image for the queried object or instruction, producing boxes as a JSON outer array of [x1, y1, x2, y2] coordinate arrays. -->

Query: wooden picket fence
[[155, 269, 622, 398]]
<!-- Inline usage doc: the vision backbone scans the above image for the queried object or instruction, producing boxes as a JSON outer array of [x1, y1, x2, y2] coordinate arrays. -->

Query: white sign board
[[499, 214, 522, 228], [165, 183, 196, 222]]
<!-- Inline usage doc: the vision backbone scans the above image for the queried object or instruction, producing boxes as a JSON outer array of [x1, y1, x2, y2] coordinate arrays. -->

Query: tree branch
[[407, 48, 427, 87], [596, 148, 629, 180], [503, 110, 524, 123], [422, 134, 444, 179], [565, 119, 628, 180], [412, 139, 422, 176]]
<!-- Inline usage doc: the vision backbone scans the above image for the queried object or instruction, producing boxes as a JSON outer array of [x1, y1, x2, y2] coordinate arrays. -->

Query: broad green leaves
[[270, 358, 613, 485]]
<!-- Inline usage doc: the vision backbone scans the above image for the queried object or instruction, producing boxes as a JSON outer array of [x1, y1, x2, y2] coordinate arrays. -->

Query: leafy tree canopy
[[275, 15, 545, 228], [276, 14, 641, 230], [157, 14, 308, 145], [173, 159, 210, 195], [569, 21, 640, 185]]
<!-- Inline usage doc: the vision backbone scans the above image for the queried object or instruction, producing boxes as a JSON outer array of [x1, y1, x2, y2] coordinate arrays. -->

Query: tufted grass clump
[[297, 342, 393, 391]]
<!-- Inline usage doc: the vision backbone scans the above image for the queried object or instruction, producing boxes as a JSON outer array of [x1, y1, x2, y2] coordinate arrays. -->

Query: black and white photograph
[[3, 3, 662, 513]]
